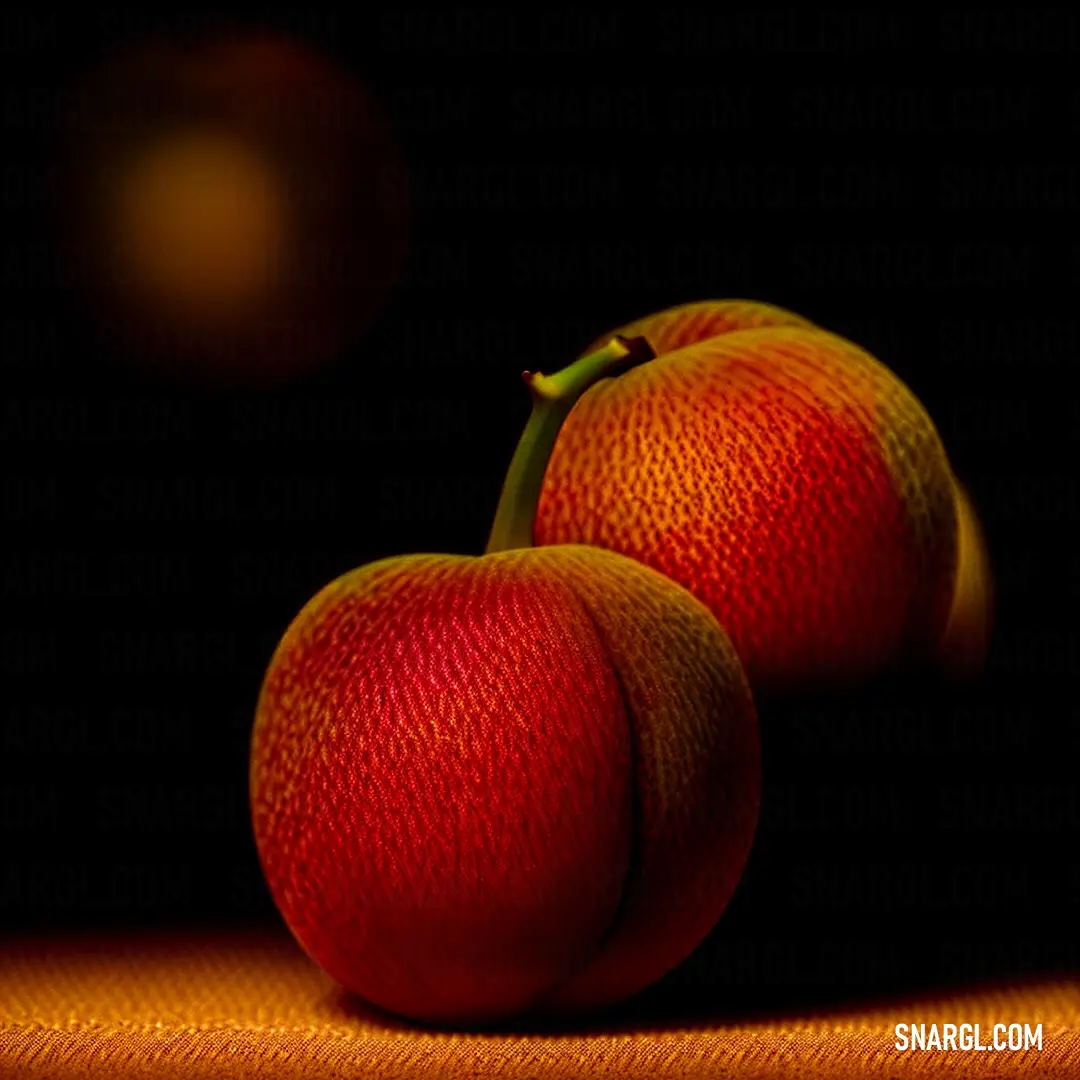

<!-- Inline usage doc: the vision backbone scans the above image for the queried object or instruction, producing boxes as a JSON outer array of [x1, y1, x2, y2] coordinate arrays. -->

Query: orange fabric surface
[[1, 928, 1077, 1078]]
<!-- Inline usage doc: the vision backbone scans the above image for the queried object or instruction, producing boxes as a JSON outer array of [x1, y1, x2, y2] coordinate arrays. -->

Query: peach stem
[[484, 334, 654, 554]]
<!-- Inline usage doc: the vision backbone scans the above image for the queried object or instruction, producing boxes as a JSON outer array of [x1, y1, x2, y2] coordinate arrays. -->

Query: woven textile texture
[[1, 928, 1076, 1078]]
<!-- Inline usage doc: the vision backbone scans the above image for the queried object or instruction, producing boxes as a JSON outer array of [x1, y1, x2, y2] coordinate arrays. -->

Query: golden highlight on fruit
[[937, 479, 994, 680]]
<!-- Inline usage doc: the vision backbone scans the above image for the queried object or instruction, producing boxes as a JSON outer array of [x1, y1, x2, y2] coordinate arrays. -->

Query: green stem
[[485, 334, 654, 554]]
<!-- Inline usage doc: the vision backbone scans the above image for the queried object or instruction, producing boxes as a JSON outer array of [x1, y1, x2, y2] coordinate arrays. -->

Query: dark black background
[[1, 6, 1076, 1022]]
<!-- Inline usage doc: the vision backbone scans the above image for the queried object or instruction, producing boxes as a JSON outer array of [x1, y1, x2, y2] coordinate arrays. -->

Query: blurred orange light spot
[[55, 32, 410, 387], [112, 130, 286, 323]]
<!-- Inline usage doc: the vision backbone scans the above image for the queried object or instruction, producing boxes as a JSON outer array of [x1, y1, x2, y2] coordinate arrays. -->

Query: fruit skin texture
[[534, 300, 982, 694], [250, 544, 759, 1025]]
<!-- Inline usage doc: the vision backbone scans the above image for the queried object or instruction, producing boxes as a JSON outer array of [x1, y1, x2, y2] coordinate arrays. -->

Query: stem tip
[[613, 334, 656, 369]]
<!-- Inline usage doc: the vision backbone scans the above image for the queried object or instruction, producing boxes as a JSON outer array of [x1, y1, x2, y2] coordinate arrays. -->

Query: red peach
[[250, 541, 759, 1025]]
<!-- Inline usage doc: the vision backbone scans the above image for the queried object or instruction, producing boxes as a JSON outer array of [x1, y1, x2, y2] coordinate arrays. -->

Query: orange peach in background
[[526, 300, 992, 696]]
